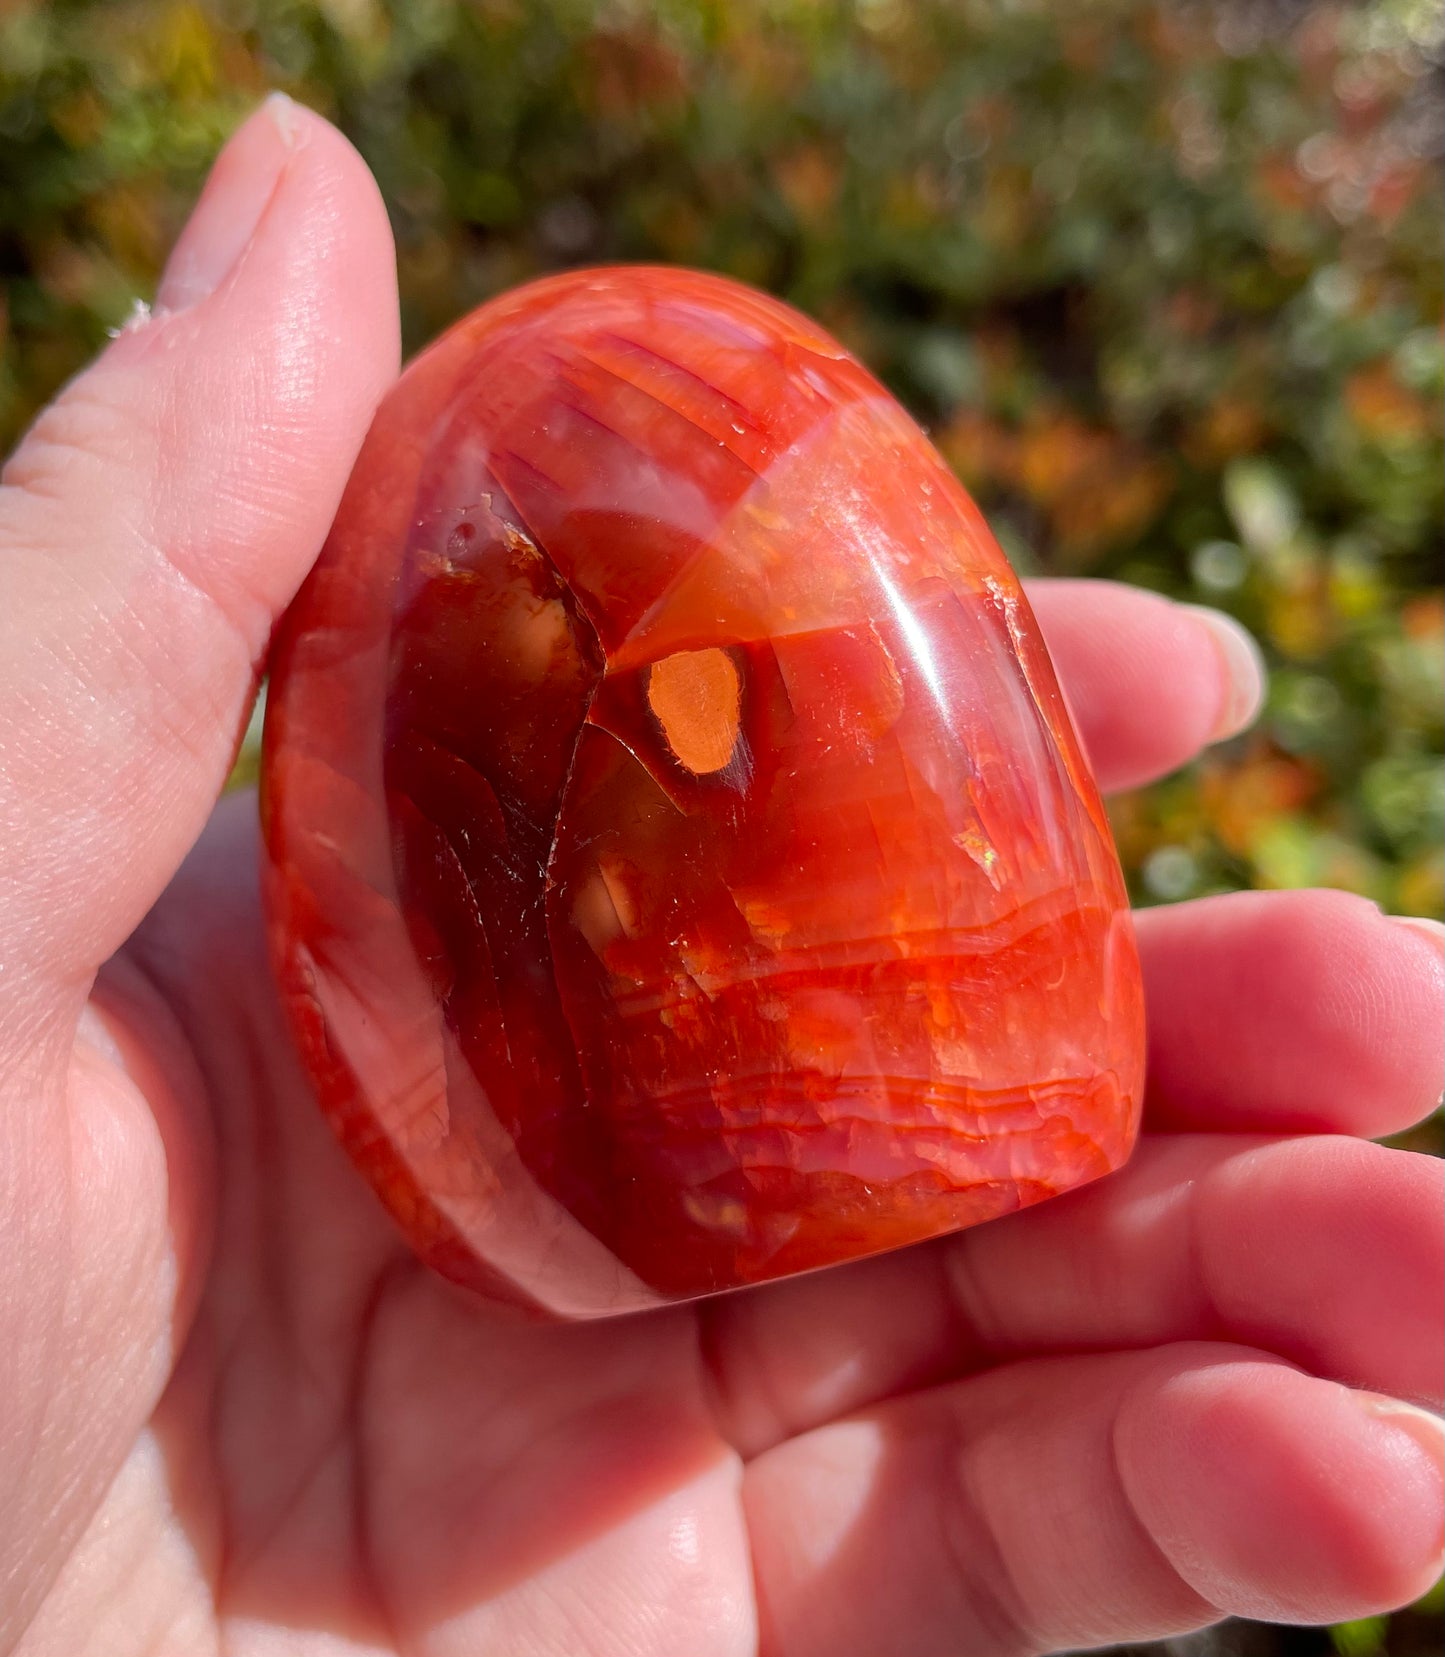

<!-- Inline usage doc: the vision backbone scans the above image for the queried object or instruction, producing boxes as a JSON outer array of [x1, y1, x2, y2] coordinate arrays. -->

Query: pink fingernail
[[75, 1000, 125, 1068], [1182, 604, 1267, 742], [1357, 1396, 1445, 1566], [1358, 1395, 1445, 1464], [1392, 915, 1445, 963], [156, 93, 298, 312]]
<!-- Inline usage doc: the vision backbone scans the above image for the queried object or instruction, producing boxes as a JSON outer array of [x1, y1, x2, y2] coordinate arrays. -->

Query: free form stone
[[261, 267, 1144, 1317]]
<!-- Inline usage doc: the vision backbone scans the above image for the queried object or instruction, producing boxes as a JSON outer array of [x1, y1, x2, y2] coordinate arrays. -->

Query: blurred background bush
[[1, 1, 1440, 1652]]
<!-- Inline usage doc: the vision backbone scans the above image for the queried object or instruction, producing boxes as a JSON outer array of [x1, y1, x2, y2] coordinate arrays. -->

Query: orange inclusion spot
[[646, 647, 742, 774]]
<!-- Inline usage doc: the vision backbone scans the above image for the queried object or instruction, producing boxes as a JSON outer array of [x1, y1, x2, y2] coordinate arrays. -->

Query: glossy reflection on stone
[[261, 266, 1145, 1318]]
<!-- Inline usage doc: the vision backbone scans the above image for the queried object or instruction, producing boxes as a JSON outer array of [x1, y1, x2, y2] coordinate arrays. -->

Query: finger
[[0, 94, 398, 998], [947, 1134, 1444, 1400], [1025, 579, 1265, 793], [745, 1344, 1445, 1657], [1138, 888, 1445, 1135], [0, 101, 394, 1645], [703, 1134, 1443, 1457]]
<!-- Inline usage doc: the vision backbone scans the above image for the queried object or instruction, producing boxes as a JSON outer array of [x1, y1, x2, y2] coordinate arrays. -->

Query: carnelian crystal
[[261, 267, 1145, 1317]]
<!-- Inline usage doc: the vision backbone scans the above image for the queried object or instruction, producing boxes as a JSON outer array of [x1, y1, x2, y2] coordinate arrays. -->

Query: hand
[[2, 98, 1440, 1657]]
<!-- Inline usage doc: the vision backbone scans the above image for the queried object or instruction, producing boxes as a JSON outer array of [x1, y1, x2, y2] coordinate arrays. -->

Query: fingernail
[[75, 999, 125, 1068], [156, 93, 298, 311], [1183, 604, 1267, 741], [1392, 915, 1445, 963], [1358, 1394, 1445, 1457], [1357, 1397, 1445, 1543], [1360, 1397, 1445, 1577]]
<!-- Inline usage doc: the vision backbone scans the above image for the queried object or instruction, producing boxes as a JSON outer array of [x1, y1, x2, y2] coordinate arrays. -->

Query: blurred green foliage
[[0, 1, 1441, 1653]]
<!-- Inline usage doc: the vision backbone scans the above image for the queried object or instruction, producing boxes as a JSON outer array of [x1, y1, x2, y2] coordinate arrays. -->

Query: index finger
[[1025, 578, 1265, 793]]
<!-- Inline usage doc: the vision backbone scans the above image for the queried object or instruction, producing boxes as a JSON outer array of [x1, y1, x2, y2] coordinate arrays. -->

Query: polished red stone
[[261, 267, 1144, 1317]]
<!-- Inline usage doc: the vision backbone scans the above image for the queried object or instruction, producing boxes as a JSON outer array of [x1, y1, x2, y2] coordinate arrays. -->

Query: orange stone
[[261, 267, 1144, 1317]]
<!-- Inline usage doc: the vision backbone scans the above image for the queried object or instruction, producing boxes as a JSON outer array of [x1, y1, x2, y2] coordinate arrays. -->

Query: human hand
[[2, 99, 1440, 1657]]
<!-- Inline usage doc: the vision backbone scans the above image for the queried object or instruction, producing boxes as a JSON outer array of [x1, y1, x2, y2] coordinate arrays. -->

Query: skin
[[0, 97, 1441, 1657]]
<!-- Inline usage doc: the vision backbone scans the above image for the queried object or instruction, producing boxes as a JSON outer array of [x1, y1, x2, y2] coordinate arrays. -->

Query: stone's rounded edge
[[259, 264, 1146, 1318]]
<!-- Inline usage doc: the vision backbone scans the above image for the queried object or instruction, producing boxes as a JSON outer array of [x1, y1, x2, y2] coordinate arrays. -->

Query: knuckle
[[1, 370, 149, 508]]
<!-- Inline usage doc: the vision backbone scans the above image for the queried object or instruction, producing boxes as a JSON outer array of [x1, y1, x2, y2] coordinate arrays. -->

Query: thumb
[[0, 97, 397, 1648], [0, 93, 398, 1010]]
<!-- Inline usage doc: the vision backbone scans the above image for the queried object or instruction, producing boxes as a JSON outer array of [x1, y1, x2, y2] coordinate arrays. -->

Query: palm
[[13, 791, 1423, 1657], [2, 100, 1440, 1657], [124, 800, 748, 1657]]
